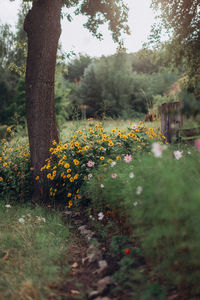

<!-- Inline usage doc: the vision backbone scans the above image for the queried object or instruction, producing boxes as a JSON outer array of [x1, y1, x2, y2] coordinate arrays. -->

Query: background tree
[[150, 0, 200, 115]]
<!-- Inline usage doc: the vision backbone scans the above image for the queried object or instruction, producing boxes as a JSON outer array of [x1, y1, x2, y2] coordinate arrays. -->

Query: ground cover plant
[[0, 202, 70, 299]]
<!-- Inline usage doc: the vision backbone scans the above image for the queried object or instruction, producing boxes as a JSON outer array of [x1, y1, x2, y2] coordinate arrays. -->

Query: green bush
[[0, 133, 32, 202], [37, 120, 163, 207], [85, 147, 200, 298]]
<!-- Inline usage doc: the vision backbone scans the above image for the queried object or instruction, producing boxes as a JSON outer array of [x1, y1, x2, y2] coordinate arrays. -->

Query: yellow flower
[[77, 194, 81, 199], [0, 177, 3, 181], [116, 156, 121, 160], [35, 176, 40, 181], [73, 159, 79, 165], [67, 193, 72, 197], [100, 156, 105, 160], [74, 174, 79, 180], [67, 168, 71, 173], [3, 163, 8, 167], [64, 163, 70, 169], [67, 174, 71, 178], [75, 142, 79, 147], [47, 173, 51, 179], [52, 140, 57, 145], [68, 200, 73, 208], [70, 177, 74, 182], [77, 130, 82, 134]]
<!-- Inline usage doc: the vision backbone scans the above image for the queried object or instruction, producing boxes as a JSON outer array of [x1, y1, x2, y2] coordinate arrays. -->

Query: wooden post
[[161, 102, 183, 143]]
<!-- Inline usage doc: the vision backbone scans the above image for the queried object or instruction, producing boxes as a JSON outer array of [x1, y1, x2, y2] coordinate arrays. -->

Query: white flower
[[5, 204, 11, 208], [98, 212, 104, 220], [18, 217, 25, 224], [151, 142, 167, 158], [188, 151, 191, 155], [131, 124, 138, 130], [136, 186, 143, 195], [89, 215, 94, 220], [100, 184, 104, 188], [88, 173, 93, 180], [133, 201, 138, 206], [111, 161, 116, 167], [174, 150, 182, 160], [36, 216, 46, 223], [129, 172, 134, 178]]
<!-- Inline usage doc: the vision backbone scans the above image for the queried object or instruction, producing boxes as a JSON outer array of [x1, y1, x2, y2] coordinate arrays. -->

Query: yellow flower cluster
[[35, 120, 164, 209]]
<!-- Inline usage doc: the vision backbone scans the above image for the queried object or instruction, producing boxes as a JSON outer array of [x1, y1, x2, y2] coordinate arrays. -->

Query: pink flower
[[124, 154, 132, 163], [195, 139, 200, 151], [112, 173, 117, 178], [87, 160, 95, 167]]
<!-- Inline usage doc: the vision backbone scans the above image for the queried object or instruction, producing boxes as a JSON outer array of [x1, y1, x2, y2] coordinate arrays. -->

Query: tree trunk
[[24, 0, 62, 201]]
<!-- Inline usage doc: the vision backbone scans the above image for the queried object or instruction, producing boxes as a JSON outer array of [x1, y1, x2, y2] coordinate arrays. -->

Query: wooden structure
[[177, 127, 200, 143], [161, 102, 184, 143]]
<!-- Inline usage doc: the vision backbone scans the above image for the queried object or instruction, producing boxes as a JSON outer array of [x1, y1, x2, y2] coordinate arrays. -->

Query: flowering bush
[[37, 120, 164, 207], [85, 147, 200, 298], [0, 136, 32, 202]]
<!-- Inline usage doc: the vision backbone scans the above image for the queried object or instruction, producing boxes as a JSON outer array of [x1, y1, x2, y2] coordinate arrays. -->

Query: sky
[[0, 0, 157, 58]]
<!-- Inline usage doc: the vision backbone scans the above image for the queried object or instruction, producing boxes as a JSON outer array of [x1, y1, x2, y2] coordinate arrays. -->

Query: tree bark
[[24, 0, 62, 201]]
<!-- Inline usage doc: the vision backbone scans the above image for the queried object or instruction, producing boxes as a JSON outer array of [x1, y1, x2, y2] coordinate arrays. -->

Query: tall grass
[[0, 202, 70, 299]]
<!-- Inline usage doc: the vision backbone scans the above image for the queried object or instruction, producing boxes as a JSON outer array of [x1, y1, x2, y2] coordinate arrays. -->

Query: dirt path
[[48, 211, 116, 300]]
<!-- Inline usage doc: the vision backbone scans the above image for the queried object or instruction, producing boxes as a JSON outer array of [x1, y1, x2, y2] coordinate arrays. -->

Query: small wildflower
[[68, 200, 73, 208], [112, 173, 117, 179], [151, 142, 167, 158], [129, 172, 134, 178], [35, 176, 40, 180], [0, 177, 3, 181], [174, 150, 182, 160], [133, 201, 138, 206], [5, 204, 11, 208], [98, 212, 104, 220], [124, 154, 132, 163], [87, 160, 95, 167], [100, 184, 104, 188], [136, 186, 143, 195], [88, 174, 93, 180], [125, 248, 131, 254], [100, 156, 105, 160], [18, 217, 25, 224], [111, 161, 116, 167], [131, 124, 138, 130]]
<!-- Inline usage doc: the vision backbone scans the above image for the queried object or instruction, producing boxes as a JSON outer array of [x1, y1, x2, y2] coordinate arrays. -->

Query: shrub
[[37, 120, 164, 207], [0, 133, 32, 202], [84, 147, 200, 298]]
